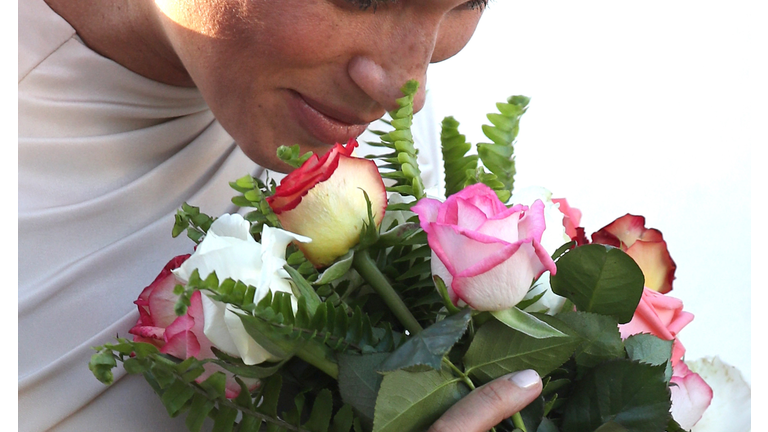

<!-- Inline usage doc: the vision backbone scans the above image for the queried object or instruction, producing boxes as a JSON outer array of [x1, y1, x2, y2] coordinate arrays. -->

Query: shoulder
[[18, 0, 76, 82]]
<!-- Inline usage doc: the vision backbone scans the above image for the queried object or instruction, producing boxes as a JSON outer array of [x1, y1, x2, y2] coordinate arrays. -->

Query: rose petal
[[453, 242, 544, 311], [275, 153, 386, 267], [625, 240, 676, 293], [670, 362, 714, 430], [688, 356, 751, 432], [428, 223, 511, 276]]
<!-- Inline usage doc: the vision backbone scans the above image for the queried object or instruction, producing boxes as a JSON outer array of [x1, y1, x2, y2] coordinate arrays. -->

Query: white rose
[[689, 356, 751, 432], [174, 214, 311, 365]]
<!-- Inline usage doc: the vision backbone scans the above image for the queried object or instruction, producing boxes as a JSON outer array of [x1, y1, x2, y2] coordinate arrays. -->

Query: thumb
[[428, 369, 542, 432]]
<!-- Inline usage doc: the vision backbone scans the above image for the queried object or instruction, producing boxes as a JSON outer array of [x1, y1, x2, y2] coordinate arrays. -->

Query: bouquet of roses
[[89, 81, 749, 432]]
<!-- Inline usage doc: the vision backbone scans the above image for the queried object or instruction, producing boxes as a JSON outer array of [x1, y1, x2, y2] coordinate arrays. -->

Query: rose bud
[[412, 183, 557, 311], [267, 139, 387, 267], [129, 254, 259, 398], [591, 214, 676, 293]]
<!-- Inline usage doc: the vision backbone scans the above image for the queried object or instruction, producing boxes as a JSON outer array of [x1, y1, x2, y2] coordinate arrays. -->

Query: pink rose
[[670, 362, 713, 430], [129, 255, 258, 398], [412, 183, 557, 311], [619, 288, 713, 429], [619, 288, 693, 368], [592, 214, 676, 293], [267, 139, 387, 267]]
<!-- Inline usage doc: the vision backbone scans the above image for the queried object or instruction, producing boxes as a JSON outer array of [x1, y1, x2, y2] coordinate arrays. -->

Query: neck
[[44, 0, 195, 87]]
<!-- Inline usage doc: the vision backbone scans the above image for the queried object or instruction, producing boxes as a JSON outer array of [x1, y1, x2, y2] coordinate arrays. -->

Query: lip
[[286, 90, 371, 145]]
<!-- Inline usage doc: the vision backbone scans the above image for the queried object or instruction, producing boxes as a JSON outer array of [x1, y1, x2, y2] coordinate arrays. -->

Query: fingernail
[[506, 369, 540, 389]]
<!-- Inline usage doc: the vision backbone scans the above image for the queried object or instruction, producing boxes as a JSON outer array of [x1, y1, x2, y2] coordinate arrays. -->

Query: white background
[[425, 0, 764, 384]]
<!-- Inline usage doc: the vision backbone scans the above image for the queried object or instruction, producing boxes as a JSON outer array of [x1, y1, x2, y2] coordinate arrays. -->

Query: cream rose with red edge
[[412, 183, 557, 311], [267, 139, 387, 268]]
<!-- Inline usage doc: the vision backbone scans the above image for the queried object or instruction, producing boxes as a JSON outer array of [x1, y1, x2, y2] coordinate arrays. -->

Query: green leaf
[[212, 404, 239, 432], [377, 308, 471, 373], [491, 306, 568, 339], [624, 333, 674, 381], [199, 371, 228, 400], [537, 417, 560, 432], [338, 352, 390, 424], [277, 144, 314, 168], [373, 368, 469, 432], [440, 116, 478, 197], [304, 389, 334, 432], [550, 244, 645, 324], [88, 349, 117, 385], [314, 250, 355, 285], [433, 276, 461, 315], [255, 375, 283, 418], [160, 379, 196, 417], [554, 311, 625, 368], [238, 313, 297, 359], [464, 319, 580, 383], [185, 393, 216, 432], [561, 360, 671, 432], [331, 404, 356, 432], [519, 396, 546, 432], [283, 264, 322, 314]]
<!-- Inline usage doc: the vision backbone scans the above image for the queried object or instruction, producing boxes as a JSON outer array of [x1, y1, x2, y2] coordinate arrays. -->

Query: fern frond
[[229, 174, 282, 237], [476, 95, 530, 198], [373, 80, 426, 205], [440, 116, 478, 197]]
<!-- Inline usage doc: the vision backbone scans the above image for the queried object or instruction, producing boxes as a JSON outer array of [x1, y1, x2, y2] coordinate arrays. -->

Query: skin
[[44, 0, 543, 428], [46, 0, 485, 172]]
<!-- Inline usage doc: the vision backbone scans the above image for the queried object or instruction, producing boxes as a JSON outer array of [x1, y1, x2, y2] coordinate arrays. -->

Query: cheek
[[246, 6, 360, 70], [431, 11, 483, 63]]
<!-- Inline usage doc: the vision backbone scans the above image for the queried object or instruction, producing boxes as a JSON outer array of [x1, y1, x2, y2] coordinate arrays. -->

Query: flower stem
[[295, 343, 339, 380], [443, 357, 475, 391], [442, 358, 527, 432], [352, 249, 423, 334], [512, 412, 527, 432]]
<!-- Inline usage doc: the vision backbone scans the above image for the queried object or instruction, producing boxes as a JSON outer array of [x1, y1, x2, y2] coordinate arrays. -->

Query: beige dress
[[18, 1, 443, 430], [18, 0, 259, 430]]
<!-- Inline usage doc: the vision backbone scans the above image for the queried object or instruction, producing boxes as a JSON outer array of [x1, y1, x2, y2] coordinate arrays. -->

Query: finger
[[428, 369, 542, 432]]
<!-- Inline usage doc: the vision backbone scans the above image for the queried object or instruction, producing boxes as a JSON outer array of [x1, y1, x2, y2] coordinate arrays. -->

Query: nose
[[347, 17, 436, 114], [348, 56, 428, 114]]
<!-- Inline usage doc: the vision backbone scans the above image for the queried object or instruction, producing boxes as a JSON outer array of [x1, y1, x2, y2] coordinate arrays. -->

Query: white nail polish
[[507, 369, 540, 389]]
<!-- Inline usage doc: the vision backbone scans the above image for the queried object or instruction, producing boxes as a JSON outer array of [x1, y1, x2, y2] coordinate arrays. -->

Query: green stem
[[443, 358, 475, 391], [442, 357, 527, 432], [352, 250, 423, 334], [295, 342, 339, 380], [512, 412, 527, 432]]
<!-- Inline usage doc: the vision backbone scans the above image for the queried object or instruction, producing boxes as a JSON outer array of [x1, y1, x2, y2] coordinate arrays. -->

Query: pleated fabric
[[18, 1, 258, 430], [18, 1, 442, 430]]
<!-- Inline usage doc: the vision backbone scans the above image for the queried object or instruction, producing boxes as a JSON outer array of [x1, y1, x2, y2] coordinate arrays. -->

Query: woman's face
[[155, 0, 485, 171]]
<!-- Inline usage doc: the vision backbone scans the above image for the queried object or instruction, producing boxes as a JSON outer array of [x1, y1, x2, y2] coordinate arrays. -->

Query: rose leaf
[[550, 244, 645, 324], [463, 319, 580, 383], [337, 352, 391, 427], [376, 308, 471, 373], [552, 311, 625, 368], [561, 359, 671, 432], [491, 306, 568, 339], [372, 368, 469, 432]]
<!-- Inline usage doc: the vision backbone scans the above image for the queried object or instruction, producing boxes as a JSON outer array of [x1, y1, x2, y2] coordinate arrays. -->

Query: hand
[[428, 369, 543, 432]]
